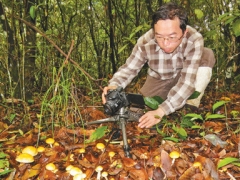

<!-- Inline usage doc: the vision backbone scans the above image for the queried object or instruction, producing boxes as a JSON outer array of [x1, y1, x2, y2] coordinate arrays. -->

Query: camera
[[104, 86, 129, 116]]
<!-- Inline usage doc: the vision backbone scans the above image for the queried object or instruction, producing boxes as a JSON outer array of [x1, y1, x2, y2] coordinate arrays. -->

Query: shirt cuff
[[158, 101, 176, 115]]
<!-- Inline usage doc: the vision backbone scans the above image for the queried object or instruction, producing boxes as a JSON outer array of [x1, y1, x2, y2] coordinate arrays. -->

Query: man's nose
[[163, 38, 170, 46]]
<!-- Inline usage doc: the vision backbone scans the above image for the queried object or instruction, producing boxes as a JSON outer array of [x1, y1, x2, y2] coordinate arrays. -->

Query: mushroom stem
[[97, 172, 101, 180], [95, 166, 103, 180], [226, 170, 236, 180]]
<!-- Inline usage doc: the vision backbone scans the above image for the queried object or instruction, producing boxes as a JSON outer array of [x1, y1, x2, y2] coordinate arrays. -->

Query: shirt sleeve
[[108, 30, 153, 88], [159, 29, 204, 115]]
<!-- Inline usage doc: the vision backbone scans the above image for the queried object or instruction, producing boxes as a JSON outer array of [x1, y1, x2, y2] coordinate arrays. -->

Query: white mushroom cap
[[69, 167, 82, 176]]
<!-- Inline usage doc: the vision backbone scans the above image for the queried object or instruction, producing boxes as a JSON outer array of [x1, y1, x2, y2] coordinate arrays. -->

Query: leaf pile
[[0, 93, 240, 179]]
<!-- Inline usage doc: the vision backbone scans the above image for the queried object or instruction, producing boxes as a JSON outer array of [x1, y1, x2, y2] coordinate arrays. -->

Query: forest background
[[0, 0, 239, 105], [0, 0, 240, 179]]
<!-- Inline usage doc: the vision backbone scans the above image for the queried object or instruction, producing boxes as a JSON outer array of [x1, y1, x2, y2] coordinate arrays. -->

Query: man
[[102, 2, 215, 128]]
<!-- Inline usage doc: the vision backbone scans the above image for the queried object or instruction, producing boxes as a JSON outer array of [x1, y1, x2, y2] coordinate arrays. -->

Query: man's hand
[[138, 108, 165, 128], [102, 85, 117, 104]]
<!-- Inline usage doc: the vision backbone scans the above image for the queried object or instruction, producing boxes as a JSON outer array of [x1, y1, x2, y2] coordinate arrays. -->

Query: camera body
[[104, 86, 129, 116]]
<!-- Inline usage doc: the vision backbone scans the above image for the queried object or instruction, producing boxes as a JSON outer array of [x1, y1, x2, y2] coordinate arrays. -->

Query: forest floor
[[0, 84, 240, 180]]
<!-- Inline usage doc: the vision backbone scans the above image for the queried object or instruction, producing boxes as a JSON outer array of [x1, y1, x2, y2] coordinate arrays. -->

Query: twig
[[53, 40, 74, 96]]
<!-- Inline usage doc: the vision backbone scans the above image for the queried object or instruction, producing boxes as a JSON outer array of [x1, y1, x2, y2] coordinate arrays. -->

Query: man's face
[[154, 18, 187, 54]]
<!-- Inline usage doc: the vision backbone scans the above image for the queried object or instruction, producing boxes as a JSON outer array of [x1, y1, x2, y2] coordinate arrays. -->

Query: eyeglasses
[[155, 34, 184, 43]]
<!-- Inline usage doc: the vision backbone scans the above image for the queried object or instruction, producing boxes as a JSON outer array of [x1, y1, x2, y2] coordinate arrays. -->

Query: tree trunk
[[108, 0, 116, 73], [22, 0, 37, 100], [0, 2, 20, 98]]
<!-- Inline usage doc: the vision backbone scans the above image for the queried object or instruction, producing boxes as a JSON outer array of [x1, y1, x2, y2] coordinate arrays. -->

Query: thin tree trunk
[[0, 2, 20, 98], [108, 0, 116, 73]]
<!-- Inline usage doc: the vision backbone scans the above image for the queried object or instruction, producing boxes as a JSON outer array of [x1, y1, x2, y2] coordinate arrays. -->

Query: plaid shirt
[[109, 26, 204, 115]]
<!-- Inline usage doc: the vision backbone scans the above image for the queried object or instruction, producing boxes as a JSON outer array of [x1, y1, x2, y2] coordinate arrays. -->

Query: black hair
[[151, 2, 188, 33]]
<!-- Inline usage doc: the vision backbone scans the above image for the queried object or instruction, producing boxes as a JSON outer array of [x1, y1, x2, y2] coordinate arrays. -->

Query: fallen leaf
[[160, 149, 172, 172]]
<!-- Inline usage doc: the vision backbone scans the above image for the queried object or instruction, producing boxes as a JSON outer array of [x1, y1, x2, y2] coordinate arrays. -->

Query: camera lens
[[104, 103, 115, 116]]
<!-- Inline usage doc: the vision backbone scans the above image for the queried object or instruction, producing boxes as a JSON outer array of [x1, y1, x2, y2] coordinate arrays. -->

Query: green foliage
[[144, 92, 200, 110], [205, 114, 226, 120], [85, 126, 108, 143], [172, 125, 188, 140], [212, 100, 229, 112], [153, 99, 233, 142], [217, 157, 240, 169], [232, 19, 240, 37], [29, 6, 37, 19], [0, 152, 12, 176], [144, 96, 164, 110], [194, 9, 204, 19], [188, 91, 200, 100]]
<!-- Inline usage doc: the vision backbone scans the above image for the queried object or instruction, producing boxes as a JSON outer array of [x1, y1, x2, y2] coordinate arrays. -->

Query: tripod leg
[[120, 117, 132, 158], [85, 117, 117, 125]]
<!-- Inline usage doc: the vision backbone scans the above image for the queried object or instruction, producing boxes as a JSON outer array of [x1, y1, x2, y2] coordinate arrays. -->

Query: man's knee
[[200, 48, 216, 68]]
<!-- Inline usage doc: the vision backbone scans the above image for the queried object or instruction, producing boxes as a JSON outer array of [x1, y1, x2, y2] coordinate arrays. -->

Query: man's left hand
[[138, 108, 165, 128]]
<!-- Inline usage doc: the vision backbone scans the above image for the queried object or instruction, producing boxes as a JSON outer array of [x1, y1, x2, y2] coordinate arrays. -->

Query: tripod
[[85, 106, 143, 158]]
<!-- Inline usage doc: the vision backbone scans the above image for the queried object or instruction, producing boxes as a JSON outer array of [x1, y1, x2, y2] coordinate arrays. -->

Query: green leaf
[[129, 25, 144, 39], [194, 9, 204, 19], [232, 18, 240, 37], [152, 96, 164, 104], [0, 152, 7, 158], [230, 110, 239, 118], [233, 162, 240, 167], [217, 157, 240, 169], [156, 124, 166, 136], [0, 169, 12, 176], [163, 137, 179, 142], [225, 16, 237, 25], [85, 126, 108, 143], [0, 159, 8, 169], [188, 91, 200, 99], [144, 97, 159, 110], [118, 44, 128, 54], [212, 101, 228, 112], [172, 126, 187, 140], [180, 117, 194, 128], [184, 113, 203, 121], [9, 113, 16, 123], [30, 6, 36, 19], [205, 114, 226, 120]]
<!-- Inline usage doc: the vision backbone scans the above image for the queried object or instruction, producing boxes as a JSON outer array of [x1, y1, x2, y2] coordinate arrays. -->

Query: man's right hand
[[102, 85, 117, 104]]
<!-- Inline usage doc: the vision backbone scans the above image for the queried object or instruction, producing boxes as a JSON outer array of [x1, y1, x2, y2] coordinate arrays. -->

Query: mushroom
[[69, 167, 82, 176], [70, 153, 74, 162], [22, 146, 38, 156], [169, 151, 180, 165], [46, 138, 55, 148], [73, 173, 86, 180], [46, 162, 58, 173], [221, 167, 236, 180], [108, 151, 115, 163], [16, 153, 34, 163], [102, 171, 108, 180], [96, 143, 105, 153], [78, 148, 86, 158], [193, 161, 202, 172], [37, 146, 45, 153], [54, 142, 60, 147], [66, 165, 74, 172], [95, 165, 103, 180]]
